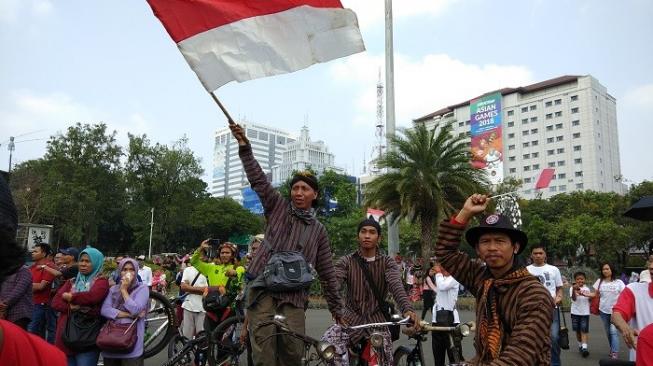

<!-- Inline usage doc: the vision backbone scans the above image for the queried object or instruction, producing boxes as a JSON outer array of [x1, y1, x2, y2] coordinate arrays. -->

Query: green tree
[[9, 159, 48, 224], [40, 123, 125, 246], [189, 197, 264, 248], [364, 123, 489, 259]]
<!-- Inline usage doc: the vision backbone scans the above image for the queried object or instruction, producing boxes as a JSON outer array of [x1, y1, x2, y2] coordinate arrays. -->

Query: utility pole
[[148, 208, 154, 259], [7, 137, 15, 172], [385, 0, 400, 256]]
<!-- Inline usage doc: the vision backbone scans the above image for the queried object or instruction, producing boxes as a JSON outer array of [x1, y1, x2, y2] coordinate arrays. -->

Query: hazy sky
[[1, 0, 652, 186]]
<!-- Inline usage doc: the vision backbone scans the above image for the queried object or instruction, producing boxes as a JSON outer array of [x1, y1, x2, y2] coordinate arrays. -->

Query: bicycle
[[393, 321, 475, 366], [342, 315, 413, 366], [254, 314, 337, 365]]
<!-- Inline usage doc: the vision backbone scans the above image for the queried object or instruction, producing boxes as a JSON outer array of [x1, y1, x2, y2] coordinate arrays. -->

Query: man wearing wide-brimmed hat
[[434, 193, 553, 365]]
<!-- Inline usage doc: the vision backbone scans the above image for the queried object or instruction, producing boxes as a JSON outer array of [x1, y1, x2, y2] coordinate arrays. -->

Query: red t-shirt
[[30, 262, 56, 304], [638, 323, 653, 366], [0, 319, 66, 366]]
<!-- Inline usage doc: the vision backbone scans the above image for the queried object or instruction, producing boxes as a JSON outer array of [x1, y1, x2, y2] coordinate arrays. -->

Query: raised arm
[[434, 220, 484, 296], [190, 243, 213, 278]]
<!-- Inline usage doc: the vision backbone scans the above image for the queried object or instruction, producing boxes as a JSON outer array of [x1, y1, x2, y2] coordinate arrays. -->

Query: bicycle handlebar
[[344, 316, 412, 330]]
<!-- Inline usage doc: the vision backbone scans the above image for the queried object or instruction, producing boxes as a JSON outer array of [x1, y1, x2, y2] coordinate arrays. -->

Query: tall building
[[271, 126, 344, 184], [211, 122, 294, 201], [414, 75, 626, 199]]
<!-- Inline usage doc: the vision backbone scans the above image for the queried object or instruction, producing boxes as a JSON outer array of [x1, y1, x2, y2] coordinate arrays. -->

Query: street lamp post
[[385, 0, 400, 256]]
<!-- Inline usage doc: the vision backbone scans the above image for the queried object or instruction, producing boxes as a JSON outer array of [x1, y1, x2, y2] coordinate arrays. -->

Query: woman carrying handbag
[[100, 258, 149, 366], [51, 246, 109, 366]]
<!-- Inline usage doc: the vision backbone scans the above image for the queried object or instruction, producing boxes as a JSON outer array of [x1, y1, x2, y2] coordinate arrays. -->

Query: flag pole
[[209, 91, 236, 125]]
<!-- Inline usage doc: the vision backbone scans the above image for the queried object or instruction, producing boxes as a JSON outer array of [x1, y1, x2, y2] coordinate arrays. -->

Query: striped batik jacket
[[239, 144, 343, 316], [435, 220, 553, 366], [334, 250, 413, 343]]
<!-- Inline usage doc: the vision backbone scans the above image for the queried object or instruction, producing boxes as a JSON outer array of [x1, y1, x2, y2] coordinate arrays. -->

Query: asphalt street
[[147, 309, 631, 365]]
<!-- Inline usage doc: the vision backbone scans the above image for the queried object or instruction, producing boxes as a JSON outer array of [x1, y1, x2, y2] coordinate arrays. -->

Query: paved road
[[147, 309, 631, 365]]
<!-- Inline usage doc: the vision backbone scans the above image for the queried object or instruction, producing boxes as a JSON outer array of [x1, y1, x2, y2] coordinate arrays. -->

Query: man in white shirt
[[431, 263, 461, 366], [527, 245, 563, 366], [137, 255, 153, 289], [180, 264, 208, 339]]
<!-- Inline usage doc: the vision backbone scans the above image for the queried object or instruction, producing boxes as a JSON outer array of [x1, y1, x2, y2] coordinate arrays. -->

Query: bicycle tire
[[167, 333, 188, 359], [142, 290, 177, 359], [207, 315, 245, 366], [393, 345, 413, 366], [162, 336, 199, 366]]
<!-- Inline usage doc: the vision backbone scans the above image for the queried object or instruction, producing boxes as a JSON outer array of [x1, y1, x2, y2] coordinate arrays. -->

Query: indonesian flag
[[535, 168, 555, 189], [366, 208, 385, 223], [146, 0, 366, 91]]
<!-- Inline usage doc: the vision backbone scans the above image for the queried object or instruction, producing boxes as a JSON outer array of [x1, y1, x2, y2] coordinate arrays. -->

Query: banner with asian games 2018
[[470, 92, 503, 184]]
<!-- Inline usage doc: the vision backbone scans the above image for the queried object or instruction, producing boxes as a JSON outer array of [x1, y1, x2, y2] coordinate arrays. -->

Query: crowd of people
[[0, 121, 652, 366]]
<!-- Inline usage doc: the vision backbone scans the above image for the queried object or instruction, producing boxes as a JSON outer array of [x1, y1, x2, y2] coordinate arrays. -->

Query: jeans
[[600, 311, 620, 354], [551, 307, 561, 366], [67, 350, 100, 366], [27, 303, 57, 344]]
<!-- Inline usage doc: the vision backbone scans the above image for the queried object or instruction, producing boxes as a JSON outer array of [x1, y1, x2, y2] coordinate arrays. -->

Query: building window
[[523, 142, 530, 148], [549, 186, 557, 192], [547, 137, 554, 143], [558, 173, 566, 179], [532, 164, 540, 170], [571, 95, 578, 101], [523, 154, 530, 159], [277, 136, 286, 144], [573, 132, 581, 138], [508, 133, 515, 138], [571, 107, 579, 114], [530, 105, 537, 111], [548, 162, 556, 167], [508, 144, 515, 150], [524, 166, 531, 171], [555, 99, 562, 105], [507, 110, 514, 116], [557, 148, 565, 154], [509, 156, 516, 161], [531, 117, 538, 122], [532, 152, 539, 158], [576, 183, 584, 189], [575, 171, 583, 177], [574, 158, 582, 164], [546, 113, 553, 120], [508, 121, 514, 127], [522, 130, 529, 136], [522, 118, 528, 124], [259, 132, 269, 141], [559, 185, 567, 191], [458, 132, 465, 137], [555, 111, 562, 117], [572, 120, 580, 126], [524, 177, 532, 183], [556, 123, 563, 129], [509, 168, 516, 173], [547, 149, 555, 155], [466, 131, 471, 137], [545, 101, 553, 107], [557, 160, 565, 166], [556, 136, 564, 142], [521, 107, 528, 113], [574, 145, 582, 151], [458, 121, 464, 127], [466, 120, 471, 125], [247, 129, 258, 138], [531, 128, 538, 134], [532, 140, 539, 146]]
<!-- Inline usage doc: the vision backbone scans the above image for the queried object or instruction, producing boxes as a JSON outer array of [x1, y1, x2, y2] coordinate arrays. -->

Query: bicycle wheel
[[393, 345, 413, 366], [163, 336, 202, 366], [167, 333, 188, 359], [207, 315, 245, 366], [143, 290, 177, 358]]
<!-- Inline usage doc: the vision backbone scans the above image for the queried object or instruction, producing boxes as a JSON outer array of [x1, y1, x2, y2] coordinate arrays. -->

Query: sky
[[1, 0, 652, 187]]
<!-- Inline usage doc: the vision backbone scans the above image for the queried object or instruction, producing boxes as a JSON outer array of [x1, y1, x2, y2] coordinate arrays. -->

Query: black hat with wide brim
[[465, 214, 528, 255]]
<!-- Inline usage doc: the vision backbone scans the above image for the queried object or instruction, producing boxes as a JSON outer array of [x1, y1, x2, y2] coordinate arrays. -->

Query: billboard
[[470, 92, 503, 184], [241, 187, 264, 215]]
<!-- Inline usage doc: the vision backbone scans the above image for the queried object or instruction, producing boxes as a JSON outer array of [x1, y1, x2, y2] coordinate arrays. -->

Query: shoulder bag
[[558, 307, 570, 349], [353, 253, 400, 341], [62, 308, 106, 352], [96, 317, 139, 353], [259, 226, 314, 292], [590, 279, 602, 315]]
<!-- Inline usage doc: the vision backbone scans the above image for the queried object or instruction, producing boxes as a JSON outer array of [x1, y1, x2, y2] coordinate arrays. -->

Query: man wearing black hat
[[434, 194, 553, 365], [230, 123, 343, 366], [332, 219, 419, 363]]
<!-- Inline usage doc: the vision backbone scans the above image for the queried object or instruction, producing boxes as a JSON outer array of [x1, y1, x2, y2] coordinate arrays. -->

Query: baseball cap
[[59, 247, 80, 261]]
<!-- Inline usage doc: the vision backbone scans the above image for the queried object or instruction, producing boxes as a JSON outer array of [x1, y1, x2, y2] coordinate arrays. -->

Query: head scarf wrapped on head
[[111, 257, 141, 305], [73, 246, 105, 292]]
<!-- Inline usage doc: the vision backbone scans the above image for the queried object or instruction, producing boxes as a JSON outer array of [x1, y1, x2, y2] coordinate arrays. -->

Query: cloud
[[622, 84, 653, 108], [343, 0, 456, 29], [330, 52, 534, 127], [0, 0, 53, 23]]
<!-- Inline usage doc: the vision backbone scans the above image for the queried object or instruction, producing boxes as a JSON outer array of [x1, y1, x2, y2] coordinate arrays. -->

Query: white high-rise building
[[211, 122, 294, 201], [271, 126, 344, 185], [414, 75, 626, 199]]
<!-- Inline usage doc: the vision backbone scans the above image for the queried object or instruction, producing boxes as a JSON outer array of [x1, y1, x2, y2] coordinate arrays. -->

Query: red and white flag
[[535, 168, 555, 189], [147, 0, 365, 91], [366, 208, 385, 223]]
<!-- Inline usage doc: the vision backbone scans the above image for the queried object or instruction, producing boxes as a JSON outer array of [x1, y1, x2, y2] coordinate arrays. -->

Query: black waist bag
[[262, 251, 314, 292]]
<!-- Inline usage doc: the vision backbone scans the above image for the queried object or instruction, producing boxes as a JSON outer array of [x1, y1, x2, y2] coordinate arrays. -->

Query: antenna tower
[[372, 69, 385, 174]]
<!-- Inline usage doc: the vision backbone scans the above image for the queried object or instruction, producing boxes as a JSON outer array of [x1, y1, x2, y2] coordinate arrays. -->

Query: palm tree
[[364, 123, 489, 259]]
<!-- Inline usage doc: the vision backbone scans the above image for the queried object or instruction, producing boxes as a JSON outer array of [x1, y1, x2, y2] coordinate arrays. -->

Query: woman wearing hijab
[[101, 258, 149, 366], [51, 246, 110, 366]]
